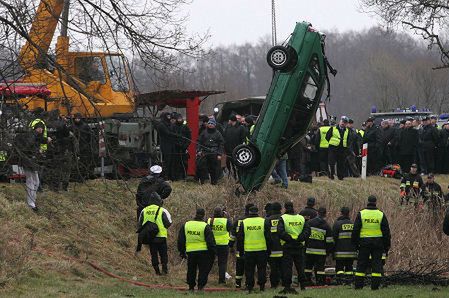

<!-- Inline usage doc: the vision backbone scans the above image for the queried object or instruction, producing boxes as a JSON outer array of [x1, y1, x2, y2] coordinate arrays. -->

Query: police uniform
[[207, 217, 232, 283], [139, 204, 172, 274], [352, 197, 391, 290], [237, 209, 269, 292], [264, 212, 283, 288], [333, 215, 356, 283], [277, 210, 310, 291], [304, 215, 333, 285], [326, 125, 350, 180], [178, 213, 216, 291]]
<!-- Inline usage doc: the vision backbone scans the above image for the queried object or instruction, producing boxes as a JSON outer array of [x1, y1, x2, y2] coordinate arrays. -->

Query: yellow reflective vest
[[142, 205, 167, 238], [360, 209, 383, 238], [329, 127, 349, 148], [207, 217, 230, 246], [29, 118, 47, 151], [280, 214, 305, 245], [319, 126, 331, 148], [185, 221, 208, 252], [243, 217, 266, 252]]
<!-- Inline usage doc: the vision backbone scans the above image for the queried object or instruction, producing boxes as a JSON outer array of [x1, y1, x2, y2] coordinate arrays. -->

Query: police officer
[[237, 206, 270, 293], [326, 116, 350, 180], [316, 119, 331, 175], [400, 163, 424, 206], [136, 165, 172, 220], [207, 207, 232, 284], [277, 201, 310, 294], [305, 207, 333, 286], [229, 203, 254, 288], [137, 192, 172, 275], [264, 202, 283, 289], [177, 208, 216, 292], [333, 207, 356, 284], [418, 116, 439, 174], [352, 196, 391, 290]]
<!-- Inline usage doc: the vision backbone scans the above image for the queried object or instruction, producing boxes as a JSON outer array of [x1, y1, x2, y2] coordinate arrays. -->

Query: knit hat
[[207, 118, 217, 126], [271, 202, 282, 212], [196, 208, 205, 217]]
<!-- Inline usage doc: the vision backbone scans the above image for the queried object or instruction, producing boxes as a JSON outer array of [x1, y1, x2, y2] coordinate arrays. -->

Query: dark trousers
[[235, 256, 245, 284], [328, 147, 346, 179], [335, 258, 354, 283], [244, 251, 267, 290], [305, 254, 326, 285], [399, 154, 414, 173], [367, 146, 380, 175], [198, 154, 220, 185], [282, 249, 306, 288], [355, 242, 384, 289], [269, 257, 283, 288], [187, 251, 212, 290], [149, 239, 168, 269], [319, 149, 328, 174], [419, 147, 435, 174], [214, 245, 229, 283]]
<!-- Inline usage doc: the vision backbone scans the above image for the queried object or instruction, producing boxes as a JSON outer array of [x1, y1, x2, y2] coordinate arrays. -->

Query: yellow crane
[[16, 0, 135, 118]]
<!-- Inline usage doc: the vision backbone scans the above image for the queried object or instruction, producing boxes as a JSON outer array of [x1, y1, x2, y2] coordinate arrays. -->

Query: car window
[[303, 76, 318, 100]]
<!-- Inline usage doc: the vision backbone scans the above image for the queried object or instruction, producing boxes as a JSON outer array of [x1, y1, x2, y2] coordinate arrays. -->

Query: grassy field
[[1, 175, 449, 297]]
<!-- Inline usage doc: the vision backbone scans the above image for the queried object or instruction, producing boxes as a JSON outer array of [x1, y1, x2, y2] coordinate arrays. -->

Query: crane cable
[[271, 0, 277, 46]]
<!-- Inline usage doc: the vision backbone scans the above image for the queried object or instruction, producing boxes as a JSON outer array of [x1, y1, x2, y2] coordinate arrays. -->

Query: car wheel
[[266, 45, 297, 71], [233, 144, 260, 169]]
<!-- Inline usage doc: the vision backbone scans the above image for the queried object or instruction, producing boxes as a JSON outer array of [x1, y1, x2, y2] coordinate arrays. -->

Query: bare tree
[[361, 0, 449, 69]]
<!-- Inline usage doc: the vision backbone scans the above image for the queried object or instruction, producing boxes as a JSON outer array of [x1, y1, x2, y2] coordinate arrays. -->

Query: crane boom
[[19, 0, 65, 69]]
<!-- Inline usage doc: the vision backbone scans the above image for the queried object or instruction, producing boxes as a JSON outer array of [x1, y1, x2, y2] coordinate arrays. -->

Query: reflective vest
[[243, 217, 266, 252], [0, 150, 7, 162], [246, 125, 255, 144], [319, 126, 331, 149], [185, 221, 208, 252], [357, 129, 365, 138], [360, 209, 383, 238], [329, 127, 349, 148], [280, 214, 305, 245], [207, 217, 229, 246], [142, 205, 167, 238], [29, 118, 48, 151]]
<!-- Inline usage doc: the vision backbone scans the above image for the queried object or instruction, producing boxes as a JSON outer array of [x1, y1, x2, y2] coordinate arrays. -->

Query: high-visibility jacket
[[242, 217, 266, 252], [329, 127, 349, 148], [142, 205, 167, 238], [185, 221, 208, 252], [207, 217, 230, 246], [319, 126, 331, 149], [357, 129, 365, 138], [0, 150, 7, 162], [280, 214, 305, 245], [246, 125, 255, 144], [29, 118, 48, 151], [360, 209, 383, 238]]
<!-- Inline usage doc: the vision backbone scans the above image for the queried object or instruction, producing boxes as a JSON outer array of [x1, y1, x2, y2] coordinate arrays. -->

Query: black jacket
[[332, 216, 356, 258], [419, 125, 439, 149], [423, 182, 443, 198], [277, 213, 311, 251], [156, 115, 176, 154], [352, 205, 391, 250], [136, 175, 172, 208], [223, 123, 246, 154], [72, 119, 92, 153], [177, 218, 216, 254], [363, 125, 381, 149], [198, 128, 224, 155], [398, 127, 418, 155], [173, 122, 191, 152], [237, 214, 270, 255], [299, 207, 318, 221], [306, 216, 333, 255], [264, 213, 283, 256], [400, 173, 424, 196], [443, 208, 449, 236], [15, 130, 47, 171]]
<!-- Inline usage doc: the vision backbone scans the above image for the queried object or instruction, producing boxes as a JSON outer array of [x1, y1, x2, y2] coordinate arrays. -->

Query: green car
[[233, 22, 335, 193]]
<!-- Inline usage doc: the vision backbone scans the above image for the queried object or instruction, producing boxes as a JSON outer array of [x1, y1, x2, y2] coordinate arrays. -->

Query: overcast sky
[[186, 0, 380, 46]]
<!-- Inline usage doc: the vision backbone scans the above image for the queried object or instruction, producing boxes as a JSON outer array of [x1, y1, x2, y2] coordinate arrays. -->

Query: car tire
[[266, 45, 297, 72], [233, 144, 260, 169]]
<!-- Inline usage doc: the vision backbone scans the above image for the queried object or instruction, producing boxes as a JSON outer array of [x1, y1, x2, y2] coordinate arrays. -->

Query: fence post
[[361, 143, 368, 180]]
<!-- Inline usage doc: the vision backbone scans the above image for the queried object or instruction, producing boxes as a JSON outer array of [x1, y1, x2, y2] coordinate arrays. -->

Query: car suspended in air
[[233, 21, 335, 193]]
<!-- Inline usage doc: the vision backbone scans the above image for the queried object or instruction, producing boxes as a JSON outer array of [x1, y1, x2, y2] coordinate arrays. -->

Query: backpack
[[136, 206, 161, 252]]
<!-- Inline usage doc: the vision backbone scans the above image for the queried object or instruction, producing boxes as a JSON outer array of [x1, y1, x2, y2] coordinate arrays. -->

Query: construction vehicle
[[233, 22, 335, 193]]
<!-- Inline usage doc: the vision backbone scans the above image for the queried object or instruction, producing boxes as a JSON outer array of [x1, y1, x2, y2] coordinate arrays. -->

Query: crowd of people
[[135, 172, 391, 293]]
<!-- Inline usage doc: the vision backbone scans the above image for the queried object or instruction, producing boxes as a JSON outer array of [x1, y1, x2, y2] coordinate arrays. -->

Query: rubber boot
[[153, 265, 161, 275], [259, 284, 265, 292], [235, 279, 242, 288], [354, 276, 364, 289]]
